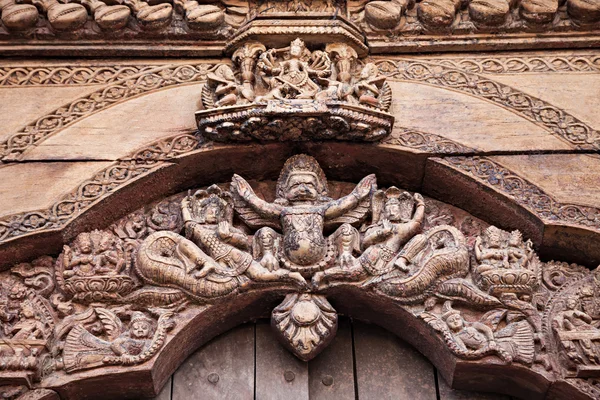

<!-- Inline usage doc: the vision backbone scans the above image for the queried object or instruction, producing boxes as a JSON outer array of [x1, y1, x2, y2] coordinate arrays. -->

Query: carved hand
[[231, 174, 254, 200], [414, 193, 425, 206], [353, 174, 376, 199]]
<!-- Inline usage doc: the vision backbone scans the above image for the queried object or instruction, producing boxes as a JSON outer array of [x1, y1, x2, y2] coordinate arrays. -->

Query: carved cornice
[[376, 59, 600, 150], [439, 156, 600, 230]]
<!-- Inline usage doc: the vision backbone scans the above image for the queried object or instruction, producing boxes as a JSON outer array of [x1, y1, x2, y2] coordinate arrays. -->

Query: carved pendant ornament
[[2, 154, 600, 398], [196, 40, 394, 142]]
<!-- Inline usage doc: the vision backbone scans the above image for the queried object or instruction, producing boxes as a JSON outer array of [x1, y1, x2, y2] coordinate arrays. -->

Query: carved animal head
[[276, 154, 328, 203]]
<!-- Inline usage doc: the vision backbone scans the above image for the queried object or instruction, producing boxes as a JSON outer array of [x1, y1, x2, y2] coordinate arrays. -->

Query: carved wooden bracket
[[1, 155, 599, 399]]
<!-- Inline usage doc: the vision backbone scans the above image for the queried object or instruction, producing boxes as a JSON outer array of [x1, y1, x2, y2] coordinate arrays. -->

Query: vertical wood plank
[[255, 321, 309, 400], [308, 317, 355, 400], [172, 323, 254, 400], [437, 373, 511, 400], [353, 320, 437, 400], [152, 377, 172, 400]]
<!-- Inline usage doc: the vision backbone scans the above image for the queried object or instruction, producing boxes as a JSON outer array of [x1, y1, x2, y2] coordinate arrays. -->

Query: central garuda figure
[[231, 154, 375, 274]]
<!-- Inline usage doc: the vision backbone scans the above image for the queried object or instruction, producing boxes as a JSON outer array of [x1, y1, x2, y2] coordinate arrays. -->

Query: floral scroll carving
[[0, 154, 599, 398]]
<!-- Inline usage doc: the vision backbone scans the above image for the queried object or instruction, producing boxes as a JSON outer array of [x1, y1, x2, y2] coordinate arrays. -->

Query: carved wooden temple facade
[[0, 1, 599, 398]]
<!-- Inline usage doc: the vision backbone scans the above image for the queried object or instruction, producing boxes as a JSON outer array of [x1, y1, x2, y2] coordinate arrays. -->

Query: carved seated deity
[[553, 296, 600, 365], [135, 185, 307, 302], [256, 38, 331, 101], [473, 226, 540, 296]]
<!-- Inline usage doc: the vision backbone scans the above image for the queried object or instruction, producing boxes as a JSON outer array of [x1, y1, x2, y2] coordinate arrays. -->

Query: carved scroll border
[[1, 53, 597, 88], [0, 63, 218, 161], [3, 56, 598, 162], [0, 64, 165, 86], [420, 54, 600, 74], [376, 59, 600, 150], [437, 156, 600, 229]]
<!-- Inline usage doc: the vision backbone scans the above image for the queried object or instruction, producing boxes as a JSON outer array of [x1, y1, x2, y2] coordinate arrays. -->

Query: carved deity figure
[[9, 300, 45, 340], [62, 230, 125, 278], [231, 154, 375, 273], [63, 308, 173, 372], [135, 185, 306, 302], [553, 296, 600, 365], [473, 226, 539, 297], [256, 38, 331, 101], [311, 187, 424, 286], [353, 63, 388, 108], [423, 302, 534, 364], [206, 65, 239, 107]]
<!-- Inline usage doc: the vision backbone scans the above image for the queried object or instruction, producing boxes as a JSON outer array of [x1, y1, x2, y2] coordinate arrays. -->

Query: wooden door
[[153, 317, 513, 400]]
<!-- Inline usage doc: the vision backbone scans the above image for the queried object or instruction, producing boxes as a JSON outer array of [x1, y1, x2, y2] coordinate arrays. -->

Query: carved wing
[[230, 187, 281, 231], [325, 195, 372, 228], [419, 311, 448, 333], [378, 81, 392, 112], [201, 83, 215, 110], [369, 189, 385, 226], [95, 308, 123, 341]]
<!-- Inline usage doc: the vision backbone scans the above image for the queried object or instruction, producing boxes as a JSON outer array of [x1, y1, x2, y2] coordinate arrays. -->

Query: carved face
[[290, 43, 303, 58], [566, 298, 578, 310], [261, 233, 274, 249], [20, 303, 35, 319], [446, 314, 464, 331], [384, 200, 401, 221], [77, 234, 93, 254], [203, 203, 221, 224], [285, 173, 318, 202], [131, 321, 151, 339]]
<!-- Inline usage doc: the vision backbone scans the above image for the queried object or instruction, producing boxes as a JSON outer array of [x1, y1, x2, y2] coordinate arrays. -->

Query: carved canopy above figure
[[1, 154, 600, 399]]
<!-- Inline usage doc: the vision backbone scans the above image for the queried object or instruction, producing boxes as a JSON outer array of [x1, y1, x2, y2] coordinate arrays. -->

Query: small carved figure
[[231, 154, 375, 274], [353, 63, 388, 108], [473, 226, 539, 297], [253, 227, 281, 272], [136, 185, 307, 302], [206, 65, 239, 107], [311, 188, 423, 286], [62, 308, 174, 372], [9, 300, 46, 340], [553, 296, 600, 365], [256, 39, 331, 101]]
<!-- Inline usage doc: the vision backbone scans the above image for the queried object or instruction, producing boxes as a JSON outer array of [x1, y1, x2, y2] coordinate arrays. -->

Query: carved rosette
[[271, 294, 338, 361]]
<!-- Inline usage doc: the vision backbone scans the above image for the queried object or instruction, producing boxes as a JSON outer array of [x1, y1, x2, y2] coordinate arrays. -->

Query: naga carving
[[0, 154, 599, 398], [196, 40, 394, 142]]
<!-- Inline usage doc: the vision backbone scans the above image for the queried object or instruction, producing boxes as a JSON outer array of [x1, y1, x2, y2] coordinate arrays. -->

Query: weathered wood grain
[[172, 323, 255, 400], [308, 317, 355, 400], [353, 320, 437, 400], [255, 321, 309, 400]]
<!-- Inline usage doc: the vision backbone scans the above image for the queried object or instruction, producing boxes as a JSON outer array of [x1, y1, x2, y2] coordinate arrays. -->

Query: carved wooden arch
[[1, 148, 600, 400], [1, 141, 599, 268]]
